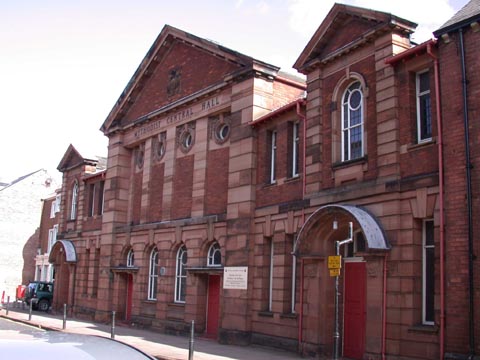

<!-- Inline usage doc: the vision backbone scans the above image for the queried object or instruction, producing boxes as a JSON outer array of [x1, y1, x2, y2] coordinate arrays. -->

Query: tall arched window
[[175, 246, 187, 303], [70, 181, 79, 220], [207, 242, 222, 267], [341, 81, 364, 161], [127, 249, 135, 267], [148, 248, 158, 300]]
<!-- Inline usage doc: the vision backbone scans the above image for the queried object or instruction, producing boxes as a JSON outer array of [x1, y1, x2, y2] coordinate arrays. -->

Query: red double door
[[205, 275, 221, 338], [343, 262, 366, 359]]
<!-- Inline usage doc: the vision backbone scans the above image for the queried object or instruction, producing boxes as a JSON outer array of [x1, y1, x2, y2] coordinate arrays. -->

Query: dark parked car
[[24, 281, 54, 311]]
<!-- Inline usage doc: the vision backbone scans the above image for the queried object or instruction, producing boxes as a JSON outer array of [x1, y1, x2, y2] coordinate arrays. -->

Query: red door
[[125, 274, 133, 321], [343, 262, 366, 359], [206, 275, 221, 338]]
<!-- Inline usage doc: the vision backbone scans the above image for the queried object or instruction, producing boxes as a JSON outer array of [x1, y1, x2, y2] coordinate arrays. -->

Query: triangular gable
[[57, 144, 97, 172], [293, 3, 417, 73], [101, 25, 276, 134]]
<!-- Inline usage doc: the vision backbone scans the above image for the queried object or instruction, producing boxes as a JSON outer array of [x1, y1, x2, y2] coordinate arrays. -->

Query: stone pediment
[[57, 144, 96, 172], [101, 25, 277, 134], [293, 3, 417, 73]]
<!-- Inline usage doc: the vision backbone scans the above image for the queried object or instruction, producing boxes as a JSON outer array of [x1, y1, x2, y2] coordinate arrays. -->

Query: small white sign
[[223, 267, 248, 290]]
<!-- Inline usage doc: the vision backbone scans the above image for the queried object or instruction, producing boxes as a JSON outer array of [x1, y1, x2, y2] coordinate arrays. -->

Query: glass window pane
[[419, 72, 430, 93]]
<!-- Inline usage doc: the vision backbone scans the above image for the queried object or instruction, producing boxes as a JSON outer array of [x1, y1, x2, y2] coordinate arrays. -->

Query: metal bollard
[[6, 296, 10, 315], [28, 300, 33, 321], [111, 311, 116, 339], [63, 304, 67, 330], [188, 320, 195, 360]]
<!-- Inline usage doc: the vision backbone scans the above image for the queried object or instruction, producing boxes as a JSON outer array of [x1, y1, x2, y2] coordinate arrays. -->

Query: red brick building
[[433, 0, 480, 357], [46, 2, 480, 359]]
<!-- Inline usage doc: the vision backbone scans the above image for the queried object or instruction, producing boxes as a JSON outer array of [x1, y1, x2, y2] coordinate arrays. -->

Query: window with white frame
[[292, 122, 300, 177], [416, 70, 432, 143], [341, 81, 364, 161], [70, 182, 78, 220], [127, 249, 135, 267], [147, 248, 158, 300], [50, 194, 61, 218], [175, 246, 187, 303], [50, 201, 55, 218], [55, 194, 61, 213], [88, 183, 96, 217], [423, 219, 435, 325], [98, 180, 105, 215], [47, 225, 58, 253], [270, 130, 277, 183], [207, 242, 221, 267]]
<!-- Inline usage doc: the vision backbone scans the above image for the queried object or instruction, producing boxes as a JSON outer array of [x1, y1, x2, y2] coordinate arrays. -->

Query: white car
[[0, 331, 157, 359]]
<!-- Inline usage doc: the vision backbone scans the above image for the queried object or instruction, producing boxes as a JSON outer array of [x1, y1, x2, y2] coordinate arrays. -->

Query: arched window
[[147, 248, 158, 300], [70, 181, 79, 220], [127, 249, 135, 267], [341, 81, 364, 161], [207, 242, 222, 267], [175, 246, 187, 303]]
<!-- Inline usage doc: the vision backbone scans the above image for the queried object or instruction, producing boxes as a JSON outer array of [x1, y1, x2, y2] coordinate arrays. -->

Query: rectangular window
[[50, 202, 55, 218], [47, 225, 58, 253], [88, 184, 96, 217], [97, 180, 105, 215], [55, 194, 61, 213], [269, 130, 277, 184], [292, 122, 300, 177], [423, 219, 435, 325], [416, 70, 432, 143]]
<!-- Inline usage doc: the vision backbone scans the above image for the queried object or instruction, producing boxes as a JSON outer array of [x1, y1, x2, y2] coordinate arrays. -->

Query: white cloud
[[287, 0, 456, 42], [256, 1, 270, 14]]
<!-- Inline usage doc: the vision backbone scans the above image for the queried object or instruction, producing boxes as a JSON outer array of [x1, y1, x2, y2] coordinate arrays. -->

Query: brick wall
[[172, 155, 194, 220], [124, 41, 240, 124], [205, 148, 229, 215], [255, 109, 303, 208], [439, 26, 480, 355], [147, 162, 165, 222], [131, 170, 143, 225]]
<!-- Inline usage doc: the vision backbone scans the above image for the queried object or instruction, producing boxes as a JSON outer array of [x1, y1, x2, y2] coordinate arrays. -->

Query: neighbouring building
[[0, 169, 57, 301], [34, 190, 61, 283], [433, 0, 480, 357], [43, 1, 480, 359]]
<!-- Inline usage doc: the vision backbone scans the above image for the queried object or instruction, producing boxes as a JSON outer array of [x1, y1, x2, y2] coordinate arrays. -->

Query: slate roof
[[434, 0, 480, 36]]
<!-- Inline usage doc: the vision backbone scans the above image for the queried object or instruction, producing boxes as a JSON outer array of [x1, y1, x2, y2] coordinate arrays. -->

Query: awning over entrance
[[49, 240, 77, 263], [293, 204, 390, 255]]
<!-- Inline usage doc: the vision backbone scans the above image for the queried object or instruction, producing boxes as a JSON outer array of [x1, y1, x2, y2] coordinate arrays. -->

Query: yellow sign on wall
[[328, 255, 342, 269], [329, 268, 341, 277]]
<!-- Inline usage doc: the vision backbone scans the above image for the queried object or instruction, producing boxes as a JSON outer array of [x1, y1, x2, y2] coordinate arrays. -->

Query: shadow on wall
[[22, 228, 40, 285]]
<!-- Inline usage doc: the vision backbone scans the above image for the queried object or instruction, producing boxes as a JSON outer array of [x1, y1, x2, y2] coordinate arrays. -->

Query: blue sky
[[0, 0, 467, 183]]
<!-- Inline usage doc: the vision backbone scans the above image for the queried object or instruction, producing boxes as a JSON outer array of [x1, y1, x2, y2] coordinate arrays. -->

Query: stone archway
[[49, 240, 77, 312], [293, 204, 390, 358]]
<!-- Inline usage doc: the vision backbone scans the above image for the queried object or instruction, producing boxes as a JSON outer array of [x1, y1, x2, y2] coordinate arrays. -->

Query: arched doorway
[[293, 204, 389, 359], [49, 240, 77, 312]]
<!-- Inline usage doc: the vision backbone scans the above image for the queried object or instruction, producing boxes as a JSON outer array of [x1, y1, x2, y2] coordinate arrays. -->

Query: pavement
[[0, 304, 304, 360]]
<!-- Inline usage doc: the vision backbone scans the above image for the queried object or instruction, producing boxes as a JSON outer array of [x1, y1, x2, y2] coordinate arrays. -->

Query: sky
[[0, 0, 467, 183]]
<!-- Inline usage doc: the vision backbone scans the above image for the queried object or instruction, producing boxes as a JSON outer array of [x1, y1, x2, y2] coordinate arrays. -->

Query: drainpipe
[[458, 28, 475, 358], [381, 253, 388, 360], [297, 99, 307, 198], [426, 42, 445, 360], [296, 98, 307, 352]]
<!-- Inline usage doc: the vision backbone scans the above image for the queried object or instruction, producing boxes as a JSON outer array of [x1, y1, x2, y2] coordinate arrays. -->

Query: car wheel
[[38, 299, 50, 312]]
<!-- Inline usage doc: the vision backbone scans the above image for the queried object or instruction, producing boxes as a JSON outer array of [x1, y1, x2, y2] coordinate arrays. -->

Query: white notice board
[[223, 267, 248, 289]]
